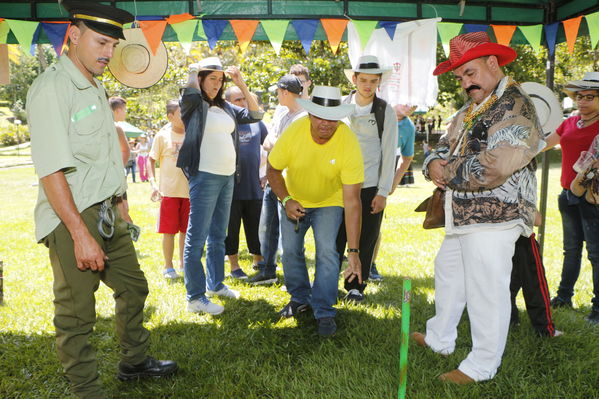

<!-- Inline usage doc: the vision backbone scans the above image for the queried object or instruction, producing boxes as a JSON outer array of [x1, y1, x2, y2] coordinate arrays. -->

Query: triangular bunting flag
[[351, 20, 379, 50], [438, 22, 463, 57], [0, 21, 9, 44], [261, 20, 289, 55], [170, 19, 198, 54], [321, 19, 348, 54], [463, 24, 488, 33], [5, 19, 39, 54], [291, 20, 318, 54], [586, 12, 599, 49], [544, 22, 558, 57], [378, 21, 400, 40], [203, 20, 228, 50], [230, 20, 259, 53], [519, 24, 543, 53], [491, 25, 516, 46], [562, 16, 582, 54], [138, 20, 167, 56], [166, 13, 195, 25], [41, 22, 70, 56]]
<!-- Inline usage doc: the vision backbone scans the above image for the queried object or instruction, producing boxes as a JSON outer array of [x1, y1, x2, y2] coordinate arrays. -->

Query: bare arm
[[266, 161, 305, 219], [542, 131, 560, 152], [116, 125, 129, 166], [147, 156, 162, 201], [389, 155, 414, 195], [41, 171, 107, 271], [342, 183, 362, 284], [226, 66, 260, 112]]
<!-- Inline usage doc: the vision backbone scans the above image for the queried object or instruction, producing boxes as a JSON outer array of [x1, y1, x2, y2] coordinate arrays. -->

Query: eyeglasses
[[575, 94, 598, 102]]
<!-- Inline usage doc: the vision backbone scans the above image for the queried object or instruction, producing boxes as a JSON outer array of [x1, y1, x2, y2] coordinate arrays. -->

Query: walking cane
[[398, 278, 411, 399]]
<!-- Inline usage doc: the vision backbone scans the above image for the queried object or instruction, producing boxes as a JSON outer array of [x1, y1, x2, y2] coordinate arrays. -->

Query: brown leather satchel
[[414, 188, 445, 229]]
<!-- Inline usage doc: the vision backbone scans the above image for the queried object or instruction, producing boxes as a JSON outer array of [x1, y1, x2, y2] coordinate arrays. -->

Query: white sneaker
[[206, 286, 240, 299], [553, 330, 564, 337], [187, 297, 224, 315], [163, 268, 180, 279]]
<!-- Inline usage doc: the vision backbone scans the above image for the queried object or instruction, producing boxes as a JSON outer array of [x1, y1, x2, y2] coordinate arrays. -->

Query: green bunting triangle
[[5, 19, 38, 51], [352, 20, 379, 49], [519, 24, 543, 53], [0, 21, 10, 44], [171, 19, 198, 45], [437, 22, 463, 57], [586, 12, 599, 49], [261, 20, 289, 55]]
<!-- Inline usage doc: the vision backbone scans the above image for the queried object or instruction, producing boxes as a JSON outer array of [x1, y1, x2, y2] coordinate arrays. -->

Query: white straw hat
[[521, 82, 563, 135], [108, 28, 168, 89], [297, 86, 355, 121], [344, 55, 392, 83]]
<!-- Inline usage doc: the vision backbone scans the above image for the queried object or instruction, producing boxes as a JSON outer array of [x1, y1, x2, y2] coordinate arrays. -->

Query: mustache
[[465, 85, 481, 94], [97, 57, 110, 63]]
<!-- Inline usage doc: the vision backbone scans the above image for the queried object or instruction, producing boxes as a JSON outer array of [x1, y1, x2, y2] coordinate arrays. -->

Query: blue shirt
[[397, 118, 415, 157], [234, 121, 268, 200]]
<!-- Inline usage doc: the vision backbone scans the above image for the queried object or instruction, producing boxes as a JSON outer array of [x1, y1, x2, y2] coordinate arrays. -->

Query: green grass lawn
[[1, 162, 598, 399]]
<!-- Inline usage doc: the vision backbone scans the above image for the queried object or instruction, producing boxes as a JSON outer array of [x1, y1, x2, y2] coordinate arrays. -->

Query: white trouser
[[424, 226, 522, 381]]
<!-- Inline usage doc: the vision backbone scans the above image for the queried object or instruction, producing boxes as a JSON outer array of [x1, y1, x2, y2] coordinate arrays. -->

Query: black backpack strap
[[372, 95, 387, 140]]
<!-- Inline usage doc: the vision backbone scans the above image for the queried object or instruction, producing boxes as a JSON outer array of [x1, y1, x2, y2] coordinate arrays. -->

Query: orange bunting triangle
[[166, 13, 195, 25], [320, 19, 348, 54], [138, 20, 167, 56], [229, 20, 259, 53], [562, 16, 582, 54], [491, 25, 516, 46]]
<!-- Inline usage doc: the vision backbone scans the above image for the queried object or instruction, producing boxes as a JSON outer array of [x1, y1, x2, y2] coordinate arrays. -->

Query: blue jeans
[[279, 205, 343, 319], [184, 172, 234, 301], [256, 185, 280, 274], [556, 189, 599, 311]]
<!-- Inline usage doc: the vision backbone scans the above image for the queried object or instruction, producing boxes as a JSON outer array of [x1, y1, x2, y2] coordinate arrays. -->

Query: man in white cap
[[26, 1, 177, 397], [336, 55, 398, 302], [411, 32, 543, 383], [267, 86, 364, 337]]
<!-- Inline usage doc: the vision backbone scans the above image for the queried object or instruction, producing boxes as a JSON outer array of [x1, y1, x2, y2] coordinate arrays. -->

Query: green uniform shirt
[[27, 56, 127, 241]]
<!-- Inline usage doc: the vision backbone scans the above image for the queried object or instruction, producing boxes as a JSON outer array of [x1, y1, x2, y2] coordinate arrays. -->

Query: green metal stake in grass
[[398, 278, 411, 399]]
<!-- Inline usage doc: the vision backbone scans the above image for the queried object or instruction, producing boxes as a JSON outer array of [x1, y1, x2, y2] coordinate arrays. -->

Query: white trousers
[[424, 226, 522, 381]]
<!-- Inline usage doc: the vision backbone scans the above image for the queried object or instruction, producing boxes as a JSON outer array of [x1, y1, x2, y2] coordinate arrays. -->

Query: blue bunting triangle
[[544, 22, 558, 57], [41, 22, 69, 56], [378, 21, 400, 39], [291, 19, 318, 54], [464, 24, 488, 33], [203, 20, 228, 49]]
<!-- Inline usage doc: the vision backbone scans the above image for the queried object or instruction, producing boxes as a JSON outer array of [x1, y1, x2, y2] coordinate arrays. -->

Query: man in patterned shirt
[[411, 32, 544, 384]]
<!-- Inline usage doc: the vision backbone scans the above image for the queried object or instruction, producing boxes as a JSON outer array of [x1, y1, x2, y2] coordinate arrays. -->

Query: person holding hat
[[249, 74, 306, 285], [267, 86, 364, 337], [26, 1, 177, 397], [335, 55, 398, 302], [411, 32, 544, 383], [177, 57, 263, 315], [543, 72, 599, 324]]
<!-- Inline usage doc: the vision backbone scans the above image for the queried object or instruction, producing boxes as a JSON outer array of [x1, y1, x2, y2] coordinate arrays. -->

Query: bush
[[0, 125, 30, 147]]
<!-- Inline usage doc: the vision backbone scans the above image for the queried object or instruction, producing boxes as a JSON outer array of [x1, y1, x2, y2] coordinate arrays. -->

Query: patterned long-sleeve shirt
[[423, 76, 545, 236]]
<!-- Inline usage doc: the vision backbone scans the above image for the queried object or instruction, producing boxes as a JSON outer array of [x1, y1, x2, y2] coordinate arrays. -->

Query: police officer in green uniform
[[26, 2, 177, 398]]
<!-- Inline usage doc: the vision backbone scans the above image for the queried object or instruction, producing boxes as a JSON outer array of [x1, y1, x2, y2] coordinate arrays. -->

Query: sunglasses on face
[[575, 94, 598, 102]]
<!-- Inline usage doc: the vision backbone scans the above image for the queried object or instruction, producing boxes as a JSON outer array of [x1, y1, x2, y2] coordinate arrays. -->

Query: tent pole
[[538, 44, 556, 256]]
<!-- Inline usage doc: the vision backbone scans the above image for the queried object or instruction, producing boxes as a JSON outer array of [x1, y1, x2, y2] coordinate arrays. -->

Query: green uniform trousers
[[44, 201, 150, 399]]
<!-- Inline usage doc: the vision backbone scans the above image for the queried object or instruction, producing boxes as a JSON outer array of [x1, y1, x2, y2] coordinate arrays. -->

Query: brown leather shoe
[[439, 369, 475, 384], [410, 332, 427, 347]]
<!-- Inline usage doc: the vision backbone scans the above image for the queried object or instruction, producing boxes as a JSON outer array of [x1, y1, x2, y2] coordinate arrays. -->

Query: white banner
[[348, 18, 440, 107]]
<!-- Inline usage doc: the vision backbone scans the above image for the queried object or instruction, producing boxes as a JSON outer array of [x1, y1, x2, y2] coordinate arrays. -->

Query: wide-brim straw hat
[[197, 57, 225, 72], [521, 82, 563, 135], [433, 32, 517, 76], [563, 72, 599, 98], [108, 28, 168, 89], [344, 55, 392, 83], [297, 86, 355, 121]]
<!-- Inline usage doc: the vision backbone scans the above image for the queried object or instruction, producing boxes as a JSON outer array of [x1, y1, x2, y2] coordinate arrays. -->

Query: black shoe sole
[[250, 277, 277, 285], [117, 366, 178, 381]]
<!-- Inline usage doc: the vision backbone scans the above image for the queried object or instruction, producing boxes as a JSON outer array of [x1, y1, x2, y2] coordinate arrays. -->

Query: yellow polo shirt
[[268, 116, 364, 208], [27, 56, 127, 241]]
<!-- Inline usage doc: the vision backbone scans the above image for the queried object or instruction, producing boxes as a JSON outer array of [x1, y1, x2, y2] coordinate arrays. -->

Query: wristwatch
[[281, 195, 293, 207], [347, 248, 360, 254]]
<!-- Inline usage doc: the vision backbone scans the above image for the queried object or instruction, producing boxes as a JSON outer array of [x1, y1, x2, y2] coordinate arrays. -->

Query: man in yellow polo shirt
[[26, 2, 176, 398], [268, 86, 364, 337]]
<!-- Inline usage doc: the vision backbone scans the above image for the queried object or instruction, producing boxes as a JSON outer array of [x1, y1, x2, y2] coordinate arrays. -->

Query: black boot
[[117, 356, 178, 381]]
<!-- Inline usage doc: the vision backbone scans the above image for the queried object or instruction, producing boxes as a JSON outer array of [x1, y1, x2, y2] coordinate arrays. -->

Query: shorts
[[157, 197, 190, 234]]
